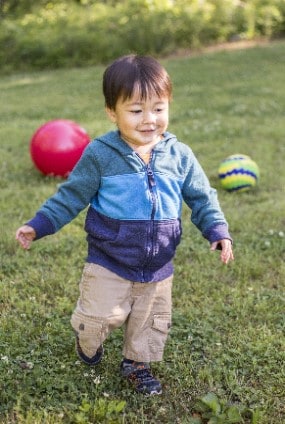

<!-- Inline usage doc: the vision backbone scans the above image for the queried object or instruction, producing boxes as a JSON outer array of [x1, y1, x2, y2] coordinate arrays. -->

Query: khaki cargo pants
[[71, 263, 172, 362]]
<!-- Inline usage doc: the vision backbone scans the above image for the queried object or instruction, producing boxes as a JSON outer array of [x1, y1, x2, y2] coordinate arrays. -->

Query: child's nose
[[142, 111, 155, 124]]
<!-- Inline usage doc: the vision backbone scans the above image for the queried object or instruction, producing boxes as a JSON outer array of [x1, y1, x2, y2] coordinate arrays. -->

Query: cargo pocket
[[149, 313, 171, 356], [70, 310, 107, 357]]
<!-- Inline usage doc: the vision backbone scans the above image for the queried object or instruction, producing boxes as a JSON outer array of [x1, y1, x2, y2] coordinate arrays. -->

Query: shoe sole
[[141, 389, 162, 396], [76, 338, 103, 366]]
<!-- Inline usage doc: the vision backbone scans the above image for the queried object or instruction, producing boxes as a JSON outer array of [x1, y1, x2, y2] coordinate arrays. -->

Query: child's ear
[[105, 107, 117, 123]]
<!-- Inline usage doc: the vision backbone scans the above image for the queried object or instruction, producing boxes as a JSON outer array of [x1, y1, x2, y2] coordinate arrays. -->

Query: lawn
[[0, 40, 284, 423]]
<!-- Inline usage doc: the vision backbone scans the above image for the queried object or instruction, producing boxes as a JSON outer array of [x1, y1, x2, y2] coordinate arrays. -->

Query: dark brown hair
[[103, 54, 172, 110]]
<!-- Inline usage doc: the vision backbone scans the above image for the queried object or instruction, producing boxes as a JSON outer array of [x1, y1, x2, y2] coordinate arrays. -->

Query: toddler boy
[[16, 54, 233, 395]]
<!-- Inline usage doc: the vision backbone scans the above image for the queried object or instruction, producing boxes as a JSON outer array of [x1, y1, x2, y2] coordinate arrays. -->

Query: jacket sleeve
[[181, 151, 232, 243], [27, 142, 101, 240]]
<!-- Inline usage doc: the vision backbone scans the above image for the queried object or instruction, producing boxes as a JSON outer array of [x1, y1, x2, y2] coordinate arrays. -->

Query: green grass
[[1, 41, 285, 423]]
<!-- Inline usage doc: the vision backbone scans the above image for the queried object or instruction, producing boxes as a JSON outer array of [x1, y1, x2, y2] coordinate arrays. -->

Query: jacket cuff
[[26, 212, 56, 240], [203, 223, 232, 244]]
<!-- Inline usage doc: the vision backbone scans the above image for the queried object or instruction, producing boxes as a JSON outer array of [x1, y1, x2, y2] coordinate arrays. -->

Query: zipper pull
[[146, 165, 156, 187]]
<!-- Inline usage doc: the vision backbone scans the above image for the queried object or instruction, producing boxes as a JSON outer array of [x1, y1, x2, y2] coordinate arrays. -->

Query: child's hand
[[15, 225, 36, 250], [210, 239, 234, 264]]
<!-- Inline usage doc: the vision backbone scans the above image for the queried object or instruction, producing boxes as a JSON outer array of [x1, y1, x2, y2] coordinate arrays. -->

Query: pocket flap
[[152, 314, 171, 334], [71, 310, 104, 335]]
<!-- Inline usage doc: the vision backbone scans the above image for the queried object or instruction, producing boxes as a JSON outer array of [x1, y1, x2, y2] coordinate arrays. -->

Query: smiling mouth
[[140, 128, 155, 133]]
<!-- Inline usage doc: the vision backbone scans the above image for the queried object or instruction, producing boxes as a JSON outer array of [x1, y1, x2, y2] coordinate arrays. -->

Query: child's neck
[[132, 145, 153, 155], [122, 135, 163, 156], [137, 151, 151, 164]]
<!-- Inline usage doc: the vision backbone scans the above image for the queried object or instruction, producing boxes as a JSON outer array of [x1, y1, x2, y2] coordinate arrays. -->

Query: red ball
[[30, 119, 90, 177]]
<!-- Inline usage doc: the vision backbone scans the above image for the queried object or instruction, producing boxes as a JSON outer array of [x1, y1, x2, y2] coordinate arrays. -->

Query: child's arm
[[15, 141, 100, 245], [210, 239, 234, 264], [16, 225, 36, 250], [181, 148, 233, 261]]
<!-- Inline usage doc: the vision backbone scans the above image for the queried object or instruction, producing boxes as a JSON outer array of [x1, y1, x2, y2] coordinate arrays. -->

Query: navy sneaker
[[75, 336, 103, 366], [121, 358, 162, 395]]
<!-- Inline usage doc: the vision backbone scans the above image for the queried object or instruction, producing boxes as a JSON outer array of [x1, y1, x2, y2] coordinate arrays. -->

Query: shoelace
[[129, 368, 156, 384]]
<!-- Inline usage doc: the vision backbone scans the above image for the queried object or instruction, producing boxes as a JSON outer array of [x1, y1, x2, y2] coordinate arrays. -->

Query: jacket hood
[[96, 130, 178, 155]]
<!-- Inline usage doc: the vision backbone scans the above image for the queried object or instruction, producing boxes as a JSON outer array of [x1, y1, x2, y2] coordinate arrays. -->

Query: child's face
[[106, 91, 169, 152]]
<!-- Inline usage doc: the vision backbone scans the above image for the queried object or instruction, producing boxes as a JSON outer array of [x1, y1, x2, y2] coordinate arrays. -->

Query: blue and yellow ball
[[218, 154, 260, 192]]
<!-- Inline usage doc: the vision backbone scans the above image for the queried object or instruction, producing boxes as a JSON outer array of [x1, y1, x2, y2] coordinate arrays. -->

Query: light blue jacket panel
[[31, 130, 227, 233]]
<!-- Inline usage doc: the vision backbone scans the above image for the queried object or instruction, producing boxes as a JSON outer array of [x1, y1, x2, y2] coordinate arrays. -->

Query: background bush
[[1, 0, 285, 73]]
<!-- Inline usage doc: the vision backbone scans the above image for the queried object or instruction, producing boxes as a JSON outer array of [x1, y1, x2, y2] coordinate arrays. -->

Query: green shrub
[[1, 0, 285, 73]]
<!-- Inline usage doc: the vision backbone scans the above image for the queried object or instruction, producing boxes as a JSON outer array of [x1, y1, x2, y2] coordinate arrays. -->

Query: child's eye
[[130, 110, 142, 114]]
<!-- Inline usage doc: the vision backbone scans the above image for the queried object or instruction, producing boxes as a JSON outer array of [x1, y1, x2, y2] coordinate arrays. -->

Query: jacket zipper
[[135, 153, 157, 281], [136, 153, 157, 220], [146, 163, 156, 220], [135, 153, 157, 219]]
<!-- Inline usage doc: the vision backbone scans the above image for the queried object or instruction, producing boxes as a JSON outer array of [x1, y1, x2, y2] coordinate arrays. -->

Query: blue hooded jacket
[[27, 130, 231, 282]]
